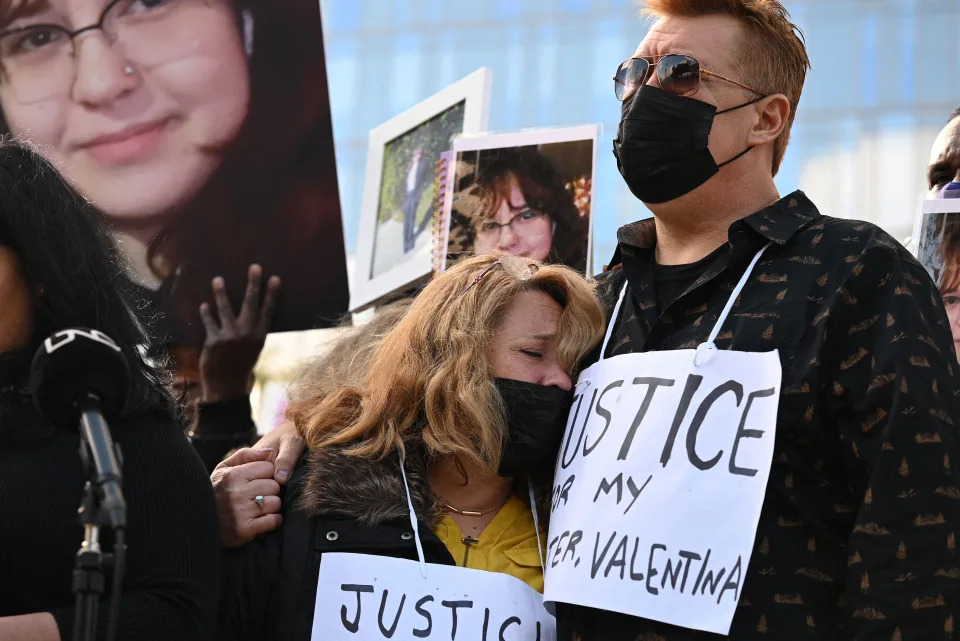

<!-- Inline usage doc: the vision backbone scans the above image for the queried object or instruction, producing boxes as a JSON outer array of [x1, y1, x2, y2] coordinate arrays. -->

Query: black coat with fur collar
[[217, 447, 456, 641]]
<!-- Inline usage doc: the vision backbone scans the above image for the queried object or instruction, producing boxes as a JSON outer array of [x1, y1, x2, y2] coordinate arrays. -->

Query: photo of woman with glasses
[[446, 133, 594, 274], [0, 0, 348, 343]]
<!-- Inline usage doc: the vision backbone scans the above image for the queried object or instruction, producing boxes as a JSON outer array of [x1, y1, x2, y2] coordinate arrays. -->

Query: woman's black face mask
[[613, 85, 763, 204], [494, 377, 572, 478]]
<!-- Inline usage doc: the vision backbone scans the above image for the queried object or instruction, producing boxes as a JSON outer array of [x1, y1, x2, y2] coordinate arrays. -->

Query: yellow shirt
[[432, 495, 546, 593]]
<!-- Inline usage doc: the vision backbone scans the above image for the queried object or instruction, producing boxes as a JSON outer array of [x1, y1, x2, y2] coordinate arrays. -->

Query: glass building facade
[[320, 0, 960, 276]]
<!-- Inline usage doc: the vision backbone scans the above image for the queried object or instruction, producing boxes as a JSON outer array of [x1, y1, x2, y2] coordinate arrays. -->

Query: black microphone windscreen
[[29, 328, 131, 429]]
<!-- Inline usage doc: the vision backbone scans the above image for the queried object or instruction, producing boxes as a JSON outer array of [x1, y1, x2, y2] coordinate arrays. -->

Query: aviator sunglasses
[[614, 53, 765, 101]]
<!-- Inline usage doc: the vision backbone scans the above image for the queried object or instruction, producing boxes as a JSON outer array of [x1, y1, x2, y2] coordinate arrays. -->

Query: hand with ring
[[211, 447, 284, 548]]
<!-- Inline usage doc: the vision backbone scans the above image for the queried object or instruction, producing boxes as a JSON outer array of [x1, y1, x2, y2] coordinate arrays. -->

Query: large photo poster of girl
[[0, 0, 348, 343]]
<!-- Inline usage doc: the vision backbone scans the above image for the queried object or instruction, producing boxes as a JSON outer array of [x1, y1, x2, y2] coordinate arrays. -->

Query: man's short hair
[[951, 106, 960, 124], [641, 0, 811, 176]]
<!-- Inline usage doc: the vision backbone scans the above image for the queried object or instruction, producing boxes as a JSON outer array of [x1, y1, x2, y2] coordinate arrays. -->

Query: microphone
[[29, 328, 130, 528]]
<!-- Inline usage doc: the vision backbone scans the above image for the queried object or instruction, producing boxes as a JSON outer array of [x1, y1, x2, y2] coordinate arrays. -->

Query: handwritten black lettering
[[499, 616, 521, 641], [618, 378, 675, 460], [561, 389, 597, 469], [413, 595, 434, 638], [549, 531, 569, 568], [562, 530, 582, 567], [692, 548, 712, 594], [441, 600, 473, 641], [686, 381, 743, 471], [717, 556, 743, 604], [605, 535, 629, 579], [677, 550, 702, 593], [482, 608, 490, 641], [591, 531, 617, 579], [339, 584, 374, 633], [623, 474, 653, 515], [584, 380, 623, 455], [729, 388, 775, 477], [646, 544, 666, 595], [594, 473, 623, 504], [699, 566, 727, 597], [661, 555, 682, 591], [552, 474, 575, 511], [377, 590, 406, 638], [628, 537, 645, 581], [660, 375, 703, 467]]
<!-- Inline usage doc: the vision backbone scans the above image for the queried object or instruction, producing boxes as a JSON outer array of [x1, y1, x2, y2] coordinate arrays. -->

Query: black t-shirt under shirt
[[651, 245, 727, 314]]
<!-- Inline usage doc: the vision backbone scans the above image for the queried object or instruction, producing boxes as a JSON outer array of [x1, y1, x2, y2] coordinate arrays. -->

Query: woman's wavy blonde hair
[[288, 251, 605, 470]]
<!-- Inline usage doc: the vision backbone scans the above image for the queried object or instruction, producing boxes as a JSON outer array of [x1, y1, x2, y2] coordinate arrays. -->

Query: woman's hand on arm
[[251, 420, 305, 484], [0, 613, 60, 641], [211, 447, 284, 548]]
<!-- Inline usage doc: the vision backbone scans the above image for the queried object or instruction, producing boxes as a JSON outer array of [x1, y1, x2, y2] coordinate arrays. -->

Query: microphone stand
[[72, 396, 126, 641]]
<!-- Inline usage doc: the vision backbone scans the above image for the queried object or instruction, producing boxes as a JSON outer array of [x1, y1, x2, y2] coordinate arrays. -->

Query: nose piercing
[[123, 65, 134, 76]]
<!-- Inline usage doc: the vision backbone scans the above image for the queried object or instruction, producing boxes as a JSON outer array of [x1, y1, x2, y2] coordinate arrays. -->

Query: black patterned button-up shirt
[[559, 191, 960, 641]]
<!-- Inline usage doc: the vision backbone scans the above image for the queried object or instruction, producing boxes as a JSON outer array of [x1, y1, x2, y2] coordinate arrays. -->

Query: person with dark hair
[[455, 147, 589, 273], [0, 142, 219, 640], [927, 107, 960, 199], [0, 0, 348, 344], [924, 108, 960, 361]]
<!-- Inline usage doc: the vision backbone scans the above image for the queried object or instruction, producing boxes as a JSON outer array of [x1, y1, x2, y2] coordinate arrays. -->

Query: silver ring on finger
[[254, 495, 265, 517]]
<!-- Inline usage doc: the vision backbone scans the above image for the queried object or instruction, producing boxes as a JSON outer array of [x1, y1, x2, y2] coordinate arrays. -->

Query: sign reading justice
[[314, 553, 556, 640], [543, 348, 781, 634]]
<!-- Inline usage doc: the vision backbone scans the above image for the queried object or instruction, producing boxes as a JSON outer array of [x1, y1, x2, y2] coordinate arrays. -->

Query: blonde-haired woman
[[217, 252, 604, 640]]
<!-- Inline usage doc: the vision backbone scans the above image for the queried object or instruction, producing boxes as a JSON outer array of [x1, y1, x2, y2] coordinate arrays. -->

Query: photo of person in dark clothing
[[402, 146, 431, 254], [369, 101, 466, 279]]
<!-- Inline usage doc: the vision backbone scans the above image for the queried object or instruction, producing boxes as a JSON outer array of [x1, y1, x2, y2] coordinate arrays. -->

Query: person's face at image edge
[[928, 116, 960, 198], [472, 173, 554, 263], [0, 0, 250, 229], [488, 289, 572, 391], [940, 284, 960, 363]]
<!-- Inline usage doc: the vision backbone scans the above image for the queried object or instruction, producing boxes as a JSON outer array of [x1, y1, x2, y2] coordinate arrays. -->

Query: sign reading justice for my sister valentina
[[543, 348, 782, 635]]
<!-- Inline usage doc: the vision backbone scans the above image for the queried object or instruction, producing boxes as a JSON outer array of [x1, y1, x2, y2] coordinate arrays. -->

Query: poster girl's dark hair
[[0, 141, 169, 414], [145, 0, 347, 341]]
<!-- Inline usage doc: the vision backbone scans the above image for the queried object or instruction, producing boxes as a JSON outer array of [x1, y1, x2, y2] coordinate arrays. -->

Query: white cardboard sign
[[313, 553, 556, 640], [544, 348, 782, 635]]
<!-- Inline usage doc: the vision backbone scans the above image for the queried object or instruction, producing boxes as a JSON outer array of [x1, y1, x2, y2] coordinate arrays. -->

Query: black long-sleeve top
[[0, 382, 220, 639], [188, 396, 259, 473], [560, 191, 960, 640]]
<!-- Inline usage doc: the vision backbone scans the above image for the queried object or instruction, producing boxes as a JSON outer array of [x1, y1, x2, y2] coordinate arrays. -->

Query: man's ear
[[747, 93, 791, 147]]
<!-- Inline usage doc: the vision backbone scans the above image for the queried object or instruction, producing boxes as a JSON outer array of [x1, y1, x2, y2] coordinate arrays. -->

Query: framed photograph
[[440, 125, 598, 275], [915, 199, 960, 363], [1, 0, 349, 344], [350, 68, 493, 311]]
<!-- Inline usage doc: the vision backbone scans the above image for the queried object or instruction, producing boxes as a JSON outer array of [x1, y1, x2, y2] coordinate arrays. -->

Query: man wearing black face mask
[[550, 2, 960, 641]]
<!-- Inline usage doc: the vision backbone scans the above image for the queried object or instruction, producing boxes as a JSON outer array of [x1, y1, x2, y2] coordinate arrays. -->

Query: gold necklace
[[441, 494, 511, 517]]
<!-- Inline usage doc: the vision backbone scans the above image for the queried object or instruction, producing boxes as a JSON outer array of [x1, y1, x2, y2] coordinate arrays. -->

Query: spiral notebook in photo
[[431, 151, 454, 275]]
